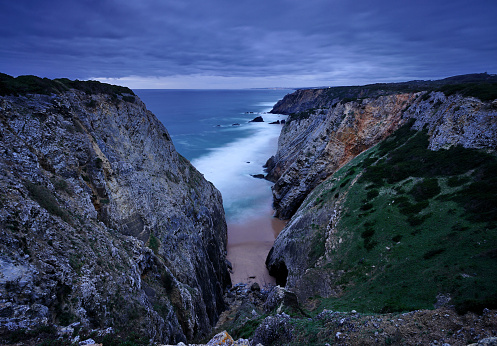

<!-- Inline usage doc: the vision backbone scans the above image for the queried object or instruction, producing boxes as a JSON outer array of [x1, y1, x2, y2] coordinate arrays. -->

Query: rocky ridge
[[261, 75, 497, 342], [266, 89, 497, 219], [0, 79, 230, 344]]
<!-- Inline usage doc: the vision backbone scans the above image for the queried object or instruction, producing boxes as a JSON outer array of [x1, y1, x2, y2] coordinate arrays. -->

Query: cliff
[[0, 76, 230, 343], [265, 74, 497, 314], [266, 75, 497, 219]]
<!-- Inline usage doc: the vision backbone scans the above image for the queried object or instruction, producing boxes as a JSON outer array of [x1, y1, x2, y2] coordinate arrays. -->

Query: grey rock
[[266, 88, 497, 302], [0, 90, 230, 343], [249, 116, 264, 122], [476, 338, 497, 345], [251, 313, 293, 346]]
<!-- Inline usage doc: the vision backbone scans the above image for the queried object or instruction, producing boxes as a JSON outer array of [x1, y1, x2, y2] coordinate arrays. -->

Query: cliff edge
[[0, 75, 230, 343], [266, 74, 497, 315]]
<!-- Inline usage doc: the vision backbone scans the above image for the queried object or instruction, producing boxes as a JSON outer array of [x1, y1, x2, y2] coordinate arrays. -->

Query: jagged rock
[[262, 285, 307, 317], [206, 330, 234, 345], [265, 83, 497, 304], [0, 87, 230, 343], [251, 313, 293, 346], [481, 338, 497, 345], [468, 338, 497, 346], [250, 174, 265, 179], [269, 120, 280, 124], [250, 282, 260, 292], [267, 90, 497, 219], [249, 116, 264, 122]]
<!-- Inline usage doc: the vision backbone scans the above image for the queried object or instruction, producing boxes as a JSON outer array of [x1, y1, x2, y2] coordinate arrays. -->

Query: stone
[[0, 87, 230, 343], [249, 116, 264, 122], [206, 330, 234, 345], [250, 174, 265, 179], [250, 282, 261, 292], [476, 338, 497, 345], [251, 313, 293, 346]]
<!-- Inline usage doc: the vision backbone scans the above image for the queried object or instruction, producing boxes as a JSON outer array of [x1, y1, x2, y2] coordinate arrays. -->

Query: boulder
[[251, 313, 293, 346], [249, 116, 264, 122]]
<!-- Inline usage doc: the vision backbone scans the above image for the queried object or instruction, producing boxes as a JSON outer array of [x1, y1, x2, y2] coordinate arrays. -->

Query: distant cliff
[[265, 74, 497, 315], [0, 75, 230, 343]]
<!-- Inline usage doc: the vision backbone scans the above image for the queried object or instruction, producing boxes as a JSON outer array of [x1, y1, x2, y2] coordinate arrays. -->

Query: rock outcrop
[[0, 82, 230, 343], [266, 90, 497, 219], [265, 75, 497, 314]]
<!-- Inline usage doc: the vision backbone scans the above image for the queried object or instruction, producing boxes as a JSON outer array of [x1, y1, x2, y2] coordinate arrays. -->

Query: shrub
[[410, 178, 441, 202], [366, 189, 379, 200], [423, 248, 445, 260], [25, 182, 67, 220], [360, 202, 374, 211]]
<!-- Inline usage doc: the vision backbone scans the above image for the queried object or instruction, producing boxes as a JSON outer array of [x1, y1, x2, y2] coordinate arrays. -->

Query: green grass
[[148, 234, 160, 255], [298, 122, 497, 315]]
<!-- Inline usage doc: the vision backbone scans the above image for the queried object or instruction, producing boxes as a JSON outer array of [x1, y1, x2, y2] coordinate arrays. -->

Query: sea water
[[135, 89, 291, 285]]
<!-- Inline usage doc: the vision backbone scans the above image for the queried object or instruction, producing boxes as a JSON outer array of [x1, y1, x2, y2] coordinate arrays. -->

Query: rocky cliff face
[[266, 90, 497, 219], [265, 79, 497, 313], [0, 88, 230, 343]]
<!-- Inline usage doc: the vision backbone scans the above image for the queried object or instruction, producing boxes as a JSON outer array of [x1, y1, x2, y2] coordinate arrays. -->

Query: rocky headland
[[0, 75, 230, 344], [258, 73, 497, 343]]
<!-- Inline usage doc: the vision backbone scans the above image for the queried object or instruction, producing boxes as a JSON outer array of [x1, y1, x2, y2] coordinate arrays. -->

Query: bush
[[366, 189, 379, 200], [25, 182, 68, 220], [410, 178, 441, 202], [423, 248, 445, 260]]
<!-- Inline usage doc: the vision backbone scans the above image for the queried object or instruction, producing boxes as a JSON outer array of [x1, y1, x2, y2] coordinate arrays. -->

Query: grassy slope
[[304, 122, 497, 315]]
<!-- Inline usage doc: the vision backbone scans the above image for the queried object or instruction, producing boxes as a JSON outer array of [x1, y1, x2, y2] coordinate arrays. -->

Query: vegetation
[[288, 108, 323, 122], [280, 73, 497, 120], [301, 122, 497, 315], [25, 182, 72, 224], [148, 234, 160, 255], [323, 72, 497, 103], [0, 73, 134, 97]]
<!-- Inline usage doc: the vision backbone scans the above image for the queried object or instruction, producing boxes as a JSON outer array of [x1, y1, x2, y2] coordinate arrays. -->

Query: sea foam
[[192, 112, 285, 223]]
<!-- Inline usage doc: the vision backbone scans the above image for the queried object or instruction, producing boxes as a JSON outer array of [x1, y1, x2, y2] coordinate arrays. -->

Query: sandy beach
[[227, 206, 286, 285]]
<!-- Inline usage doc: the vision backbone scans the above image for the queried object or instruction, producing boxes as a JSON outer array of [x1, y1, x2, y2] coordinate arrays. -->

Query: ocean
[[135, 89, 291, 285]]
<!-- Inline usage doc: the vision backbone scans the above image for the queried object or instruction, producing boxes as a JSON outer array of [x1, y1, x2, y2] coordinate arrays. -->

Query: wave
[[192, 113, 285, 223]]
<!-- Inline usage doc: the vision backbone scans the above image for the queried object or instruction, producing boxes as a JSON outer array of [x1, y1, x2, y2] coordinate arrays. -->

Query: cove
[[135, 89, 291, 285]]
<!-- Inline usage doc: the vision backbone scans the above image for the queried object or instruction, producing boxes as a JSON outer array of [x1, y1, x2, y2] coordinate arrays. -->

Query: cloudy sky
[[1, 0, 496, 89]]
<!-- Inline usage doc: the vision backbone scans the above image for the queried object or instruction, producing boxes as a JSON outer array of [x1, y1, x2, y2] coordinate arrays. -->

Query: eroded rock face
[[267, 91, 497, 219], [267, 93, 414, 219], [266, 88, 497, 302], [0, 90, 230, 343]]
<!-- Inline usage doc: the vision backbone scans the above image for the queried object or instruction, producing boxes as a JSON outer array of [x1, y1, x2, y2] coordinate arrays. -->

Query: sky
[[1, 0, 496, 89]]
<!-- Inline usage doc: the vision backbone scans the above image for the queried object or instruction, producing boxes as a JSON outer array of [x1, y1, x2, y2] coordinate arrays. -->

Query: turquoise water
[[135, 89, 291, 283], [135, 89, 290, 221]]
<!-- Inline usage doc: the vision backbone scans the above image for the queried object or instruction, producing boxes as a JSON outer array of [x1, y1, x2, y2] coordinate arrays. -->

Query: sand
[[227, 207, 286, 285]]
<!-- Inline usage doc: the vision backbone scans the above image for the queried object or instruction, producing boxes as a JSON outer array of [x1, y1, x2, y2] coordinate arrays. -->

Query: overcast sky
[[1, 0, 496, 89]]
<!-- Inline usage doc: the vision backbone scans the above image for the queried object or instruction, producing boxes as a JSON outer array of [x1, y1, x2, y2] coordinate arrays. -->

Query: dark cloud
[[1, 0, 496, 87]]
